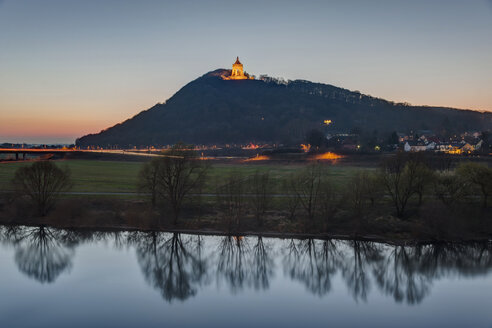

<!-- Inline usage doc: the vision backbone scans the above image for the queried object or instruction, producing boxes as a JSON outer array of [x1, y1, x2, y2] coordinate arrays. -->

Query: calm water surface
[[0, 225, 491, 328]]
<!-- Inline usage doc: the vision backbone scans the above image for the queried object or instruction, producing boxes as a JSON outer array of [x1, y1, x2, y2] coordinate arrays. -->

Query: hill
[[76, 69, 492, 147]]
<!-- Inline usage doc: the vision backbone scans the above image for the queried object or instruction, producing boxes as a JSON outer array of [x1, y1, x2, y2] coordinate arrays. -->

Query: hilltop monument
[[222, 57, 254, 80]]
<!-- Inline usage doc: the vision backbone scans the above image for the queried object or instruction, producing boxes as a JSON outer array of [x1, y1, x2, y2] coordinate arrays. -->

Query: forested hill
[[76, 69, 492, 147]]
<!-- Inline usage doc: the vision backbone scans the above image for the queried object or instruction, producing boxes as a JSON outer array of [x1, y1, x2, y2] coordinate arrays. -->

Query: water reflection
[[132, 232, 208, 302], [2, 226, 492, 305], [251, 237, 274, 290], [373, 246, 430, 304], [11, 226, 76, 284], [216, 236, 274, 293], [283, 239, 341, 296], [342, 241, 383, 302]]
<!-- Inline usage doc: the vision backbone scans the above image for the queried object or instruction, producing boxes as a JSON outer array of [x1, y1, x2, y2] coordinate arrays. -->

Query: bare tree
[[138, 158, 162, 208], [289, 164, 325, 220], [456, 162, 492, 208], [318, 178, 337, 221], [216, 170, 245, 228], [433, 171, 468, 207], [412, 162, 435, 206], [347, 170, 382, 215], [248, 169, 272, 225], [347, 171, 368, 215], [379, 153, 431, 218], [155, 143, 209, 224], [282, 178, 299, 220], [12, 161, 72, 216]]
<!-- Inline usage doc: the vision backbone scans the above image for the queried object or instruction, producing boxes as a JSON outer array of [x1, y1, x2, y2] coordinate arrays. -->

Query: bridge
[[0, 148, 77, 160], [0, 148, 166, 161]]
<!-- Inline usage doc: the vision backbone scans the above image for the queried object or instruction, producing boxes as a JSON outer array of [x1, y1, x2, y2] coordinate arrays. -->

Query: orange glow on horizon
[[0, 116, 117, 140]]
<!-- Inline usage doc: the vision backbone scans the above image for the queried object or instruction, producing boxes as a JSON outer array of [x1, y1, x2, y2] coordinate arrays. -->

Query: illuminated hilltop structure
[[222, 57, 254, 80]]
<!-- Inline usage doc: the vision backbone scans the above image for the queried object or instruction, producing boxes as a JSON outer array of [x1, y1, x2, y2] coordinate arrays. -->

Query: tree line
[[135, 145, 491, 234], [8, 145, 492, 236]]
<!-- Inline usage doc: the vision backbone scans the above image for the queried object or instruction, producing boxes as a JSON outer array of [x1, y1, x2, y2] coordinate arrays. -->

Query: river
[[0, 225, 491, 327]]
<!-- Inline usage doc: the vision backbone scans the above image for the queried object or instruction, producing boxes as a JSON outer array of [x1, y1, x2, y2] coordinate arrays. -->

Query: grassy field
[[0, 160, 371, 193]]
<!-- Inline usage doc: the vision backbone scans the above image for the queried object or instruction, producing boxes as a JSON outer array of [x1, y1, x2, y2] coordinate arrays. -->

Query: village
[[323, 130, 490, 155]]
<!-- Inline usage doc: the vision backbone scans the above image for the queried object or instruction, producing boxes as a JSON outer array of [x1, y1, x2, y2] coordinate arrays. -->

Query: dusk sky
[[1, 0, 491, 144]]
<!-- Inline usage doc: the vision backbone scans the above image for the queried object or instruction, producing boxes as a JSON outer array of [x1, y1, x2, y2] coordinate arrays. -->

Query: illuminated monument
[[222, 57, 254, 80]]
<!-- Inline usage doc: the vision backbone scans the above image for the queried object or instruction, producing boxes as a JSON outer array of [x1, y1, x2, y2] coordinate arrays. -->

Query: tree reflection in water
[[373, 246, 430, 304], [215, 235, 275, 293], [341, 241, 383, 302], [1, 225, 492, 305], [417, 243, 492, 278], [283, 239, 341, 296], [133, 232, 208, 302], [251, 237, 274, 290], [12, 226, 76, 284], [216, 235, 250, 293], [0, 225, 18, 246]]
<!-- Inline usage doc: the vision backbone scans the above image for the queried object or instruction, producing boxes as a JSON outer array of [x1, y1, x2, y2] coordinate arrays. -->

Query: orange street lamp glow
[[243, 154, 270, 162], [312, 152, 344, 160]]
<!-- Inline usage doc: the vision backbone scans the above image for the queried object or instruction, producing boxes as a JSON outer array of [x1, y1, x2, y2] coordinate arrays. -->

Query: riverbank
[[2, 155, 491, 245], [1, 196, 490, 245]]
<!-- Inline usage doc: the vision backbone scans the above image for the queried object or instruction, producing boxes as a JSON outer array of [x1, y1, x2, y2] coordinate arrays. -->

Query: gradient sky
[[1, 0, 491, 144]]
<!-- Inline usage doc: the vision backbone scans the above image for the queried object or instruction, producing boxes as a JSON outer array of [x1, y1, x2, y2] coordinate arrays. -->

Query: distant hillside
[[76, 69, 492, 147]]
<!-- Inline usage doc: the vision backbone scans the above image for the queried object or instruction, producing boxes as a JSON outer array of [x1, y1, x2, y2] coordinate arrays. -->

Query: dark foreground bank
[[1, 195, 490, 245]]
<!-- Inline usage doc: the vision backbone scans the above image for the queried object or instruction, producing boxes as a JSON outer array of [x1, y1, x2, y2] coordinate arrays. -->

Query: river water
[[0, 226, 491, 327]]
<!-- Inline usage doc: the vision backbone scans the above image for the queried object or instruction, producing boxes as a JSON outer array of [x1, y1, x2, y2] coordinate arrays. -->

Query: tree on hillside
[[12, 161, 72, 216]]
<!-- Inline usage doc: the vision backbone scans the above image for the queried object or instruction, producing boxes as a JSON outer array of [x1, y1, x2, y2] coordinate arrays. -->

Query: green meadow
[[0, 160, 369, 194]]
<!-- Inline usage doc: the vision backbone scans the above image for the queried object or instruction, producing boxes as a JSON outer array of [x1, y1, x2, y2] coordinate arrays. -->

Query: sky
[[0, 0, 491, 144]]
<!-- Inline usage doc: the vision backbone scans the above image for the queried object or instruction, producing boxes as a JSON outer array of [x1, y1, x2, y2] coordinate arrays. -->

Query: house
[[460, 143, 474, 154], [436, 143, 451, 152], [397, 133, 407, 143], [404, 141, 427, 152], [474, 140, 483, 151], [426, 142, 436, 151]]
